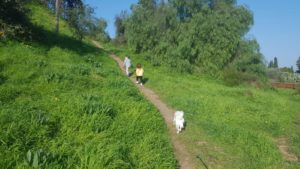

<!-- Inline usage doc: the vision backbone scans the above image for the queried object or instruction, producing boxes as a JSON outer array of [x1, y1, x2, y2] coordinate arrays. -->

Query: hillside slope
[[107, 45, 300, 169], [0, 4, 176, 169]]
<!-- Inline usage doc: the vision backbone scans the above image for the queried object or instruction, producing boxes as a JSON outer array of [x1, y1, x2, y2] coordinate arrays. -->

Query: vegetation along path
[[92, 41, 196, 169]]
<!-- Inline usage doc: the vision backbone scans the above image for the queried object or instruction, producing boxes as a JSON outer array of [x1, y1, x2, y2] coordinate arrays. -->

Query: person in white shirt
[[123, 56, 131, 77]]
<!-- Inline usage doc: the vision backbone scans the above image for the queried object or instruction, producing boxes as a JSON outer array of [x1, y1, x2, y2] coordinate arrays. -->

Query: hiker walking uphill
[[135, 63, 144, 86], [123, 56, 131, 76]]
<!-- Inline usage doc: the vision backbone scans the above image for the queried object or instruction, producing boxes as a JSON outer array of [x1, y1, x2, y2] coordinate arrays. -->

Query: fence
[[271, 82, 299, 89]]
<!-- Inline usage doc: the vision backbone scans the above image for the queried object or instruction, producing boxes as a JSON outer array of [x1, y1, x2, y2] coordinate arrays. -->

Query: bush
[[296, 84, 300, 94], [113, 36, 126, 45], [267, 68, 300, 83], [223, 67, 259, 86], [0, 0, 31, 39]]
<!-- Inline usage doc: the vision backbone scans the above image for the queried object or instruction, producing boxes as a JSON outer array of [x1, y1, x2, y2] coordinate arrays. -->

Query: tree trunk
[[55, 0, 60, 34]]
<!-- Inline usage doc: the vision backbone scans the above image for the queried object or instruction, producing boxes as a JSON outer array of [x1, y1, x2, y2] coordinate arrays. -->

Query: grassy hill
[[107, 45, 300, 169], [0, 3, 176, 169]]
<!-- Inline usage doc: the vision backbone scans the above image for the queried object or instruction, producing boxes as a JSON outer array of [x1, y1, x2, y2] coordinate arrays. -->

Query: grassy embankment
[[106, 44, 300, 169], [0, 4, 176, 169]]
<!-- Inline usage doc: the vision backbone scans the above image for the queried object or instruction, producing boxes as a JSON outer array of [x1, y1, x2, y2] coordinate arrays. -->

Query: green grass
[[106, 44, 300, 169], [0, 4, 176, 169]]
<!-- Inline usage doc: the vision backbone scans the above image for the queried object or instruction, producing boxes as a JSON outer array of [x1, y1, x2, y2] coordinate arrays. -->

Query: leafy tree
[[280, 67, 293, 73], [297, 56, 300, 73], [114, 10, 128, 44], [170, 0, 204, 21], [55, 0, 60, 33], [273, 57, 278, 68], [68, 4, 95, 40], [42, 0, 109, 41], [125, 1, 156, 52], [268, 57, 278, 68], [90, 18, 110, 43], [138, 0, 157, 10], [124, 0, 265, 76], [52, 0, 83, 34], [231, 40, 266, 75], [66, 4, 109, 41], [268, 60, 274, 68]]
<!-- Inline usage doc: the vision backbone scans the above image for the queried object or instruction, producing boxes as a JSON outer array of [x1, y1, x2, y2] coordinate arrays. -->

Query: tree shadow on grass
[[142, 77, 149, 85], [29, 24, 105, 56]]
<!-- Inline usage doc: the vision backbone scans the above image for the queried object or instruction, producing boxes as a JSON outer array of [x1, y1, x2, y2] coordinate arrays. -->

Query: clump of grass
[[44, 71, 67, 83], [0, 85, 21, 103], [222, 67, 260, 87]]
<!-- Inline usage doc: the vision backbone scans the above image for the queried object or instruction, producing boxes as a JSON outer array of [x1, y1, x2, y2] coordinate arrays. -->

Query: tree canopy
[[0, 0, 110, 42], [48, 0, 110, 41], [274, 57, 278, 68], [297, 56, 300, 73], [121, 0, 266, 76]]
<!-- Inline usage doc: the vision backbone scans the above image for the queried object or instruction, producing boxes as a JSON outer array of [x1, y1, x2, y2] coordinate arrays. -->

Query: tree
[[280, 67, 293, 73], [42, 0, 109, 41], [65, 4, 109, 41], [115, 10, 128, 37], [297, 56, 300, 73], [274, 57, 278, 68], [54, 0, 83, 34], [114, 10, 128, 44], [124, 0, 265, 75], [268, 60, 274, 68], [55, 0, 60, 33], [66, 4, 91, 40], [231, 39, 266, 75], [91, 18, 110, 43], [170, 0, 204, 21]]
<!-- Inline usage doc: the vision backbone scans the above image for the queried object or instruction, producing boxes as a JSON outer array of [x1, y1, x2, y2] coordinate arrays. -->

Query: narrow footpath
[[110, 52, 196, 169], [92, 41, 196, 169]]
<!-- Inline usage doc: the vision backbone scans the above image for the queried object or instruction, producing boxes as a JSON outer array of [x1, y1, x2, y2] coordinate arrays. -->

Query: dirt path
[[276, 138, 298, 162], [92, 41, 196, 169], [111, 53, 197, 169]]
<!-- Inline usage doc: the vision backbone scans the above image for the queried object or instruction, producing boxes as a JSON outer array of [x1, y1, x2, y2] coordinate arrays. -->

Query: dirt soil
[[276, 138, 298, 162]]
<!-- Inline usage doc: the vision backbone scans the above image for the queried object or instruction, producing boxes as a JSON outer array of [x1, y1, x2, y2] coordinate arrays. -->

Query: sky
[[84, 0, 300, 68]]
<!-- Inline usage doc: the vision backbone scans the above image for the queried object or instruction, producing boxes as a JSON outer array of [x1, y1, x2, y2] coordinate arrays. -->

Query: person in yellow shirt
[[135, 63, 144, 85]]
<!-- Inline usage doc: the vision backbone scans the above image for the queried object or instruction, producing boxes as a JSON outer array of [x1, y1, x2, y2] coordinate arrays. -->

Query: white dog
[[173, 111, 185, 134]]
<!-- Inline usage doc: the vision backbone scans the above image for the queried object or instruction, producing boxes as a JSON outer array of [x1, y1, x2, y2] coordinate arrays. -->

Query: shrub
[[296, 84, 300, 94], [223, 67, 258, 86], [0, 0, 32, 39], [113, 36, 126, 45]]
